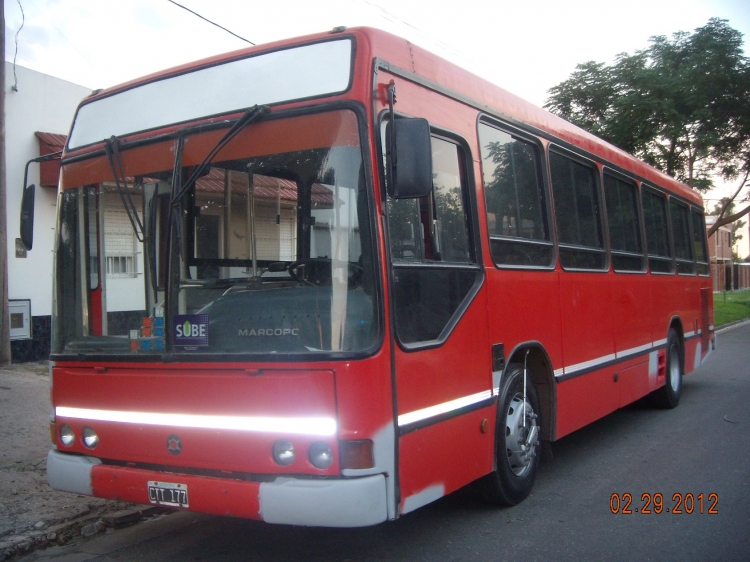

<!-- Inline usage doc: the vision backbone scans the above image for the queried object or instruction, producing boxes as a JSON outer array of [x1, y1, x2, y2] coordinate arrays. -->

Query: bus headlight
[[273, 440, 295, 466], [60, 424, 75, 447], [82, 427, 99, 449], [309, 441, 333, 469]]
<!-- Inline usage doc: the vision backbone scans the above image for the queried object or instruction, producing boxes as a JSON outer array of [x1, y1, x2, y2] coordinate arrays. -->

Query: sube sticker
[[174, 314, 209, 348]]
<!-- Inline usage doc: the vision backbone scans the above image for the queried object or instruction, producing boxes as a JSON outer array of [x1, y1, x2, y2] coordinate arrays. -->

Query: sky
[[4, 0, 750, 254]]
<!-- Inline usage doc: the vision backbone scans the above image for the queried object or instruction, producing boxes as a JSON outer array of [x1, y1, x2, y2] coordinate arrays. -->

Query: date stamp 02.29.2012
[[610, 493, 718, 514]]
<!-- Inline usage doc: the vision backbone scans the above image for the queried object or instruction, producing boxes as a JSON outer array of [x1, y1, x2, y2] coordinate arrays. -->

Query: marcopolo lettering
[[238, 328, 300, 337]]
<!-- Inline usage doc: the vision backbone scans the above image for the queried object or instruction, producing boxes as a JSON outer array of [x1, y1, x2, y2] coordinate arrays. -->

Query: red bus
[[31, 26, 714, 527]]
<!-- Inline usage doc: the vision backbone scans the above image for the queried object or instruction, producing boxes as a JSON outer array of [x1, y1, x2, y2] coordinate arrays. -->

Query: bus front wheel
[[480, 362, 540, 506]]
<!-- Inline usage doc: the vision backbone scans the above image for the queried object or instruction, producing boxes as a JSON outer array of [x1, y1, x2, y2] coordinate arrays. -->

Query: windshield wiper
[[105, 136, 146, 242], [170, 104, 270, 205]]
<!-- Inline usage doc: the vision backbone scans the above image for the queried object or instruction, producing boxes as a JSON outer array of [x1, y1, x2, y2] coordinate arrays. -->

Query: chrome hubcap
[[505, 393, 539, 476]]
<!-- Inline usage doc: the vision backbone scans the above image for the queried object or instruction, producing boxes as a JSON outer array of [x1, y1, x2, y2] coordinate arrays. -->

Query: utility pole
[[0, 0, 12, 365]]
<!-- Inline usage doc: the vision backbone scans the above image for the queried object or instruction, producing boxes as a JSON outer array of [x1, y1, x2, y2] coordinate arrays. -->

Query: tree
[[712, 198, 746, 261], [544, 18, 750, 237]]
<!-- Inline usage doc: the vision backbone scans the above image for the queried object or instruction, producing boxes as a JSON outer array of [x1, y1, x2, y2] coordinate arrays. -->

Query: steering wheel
[[287, 258, 363, 288]]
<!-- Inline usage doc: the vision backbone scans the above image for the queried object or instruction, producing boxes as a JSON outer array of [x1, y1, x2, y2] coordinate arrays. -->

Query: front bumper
[[47, 449, 387, 527]]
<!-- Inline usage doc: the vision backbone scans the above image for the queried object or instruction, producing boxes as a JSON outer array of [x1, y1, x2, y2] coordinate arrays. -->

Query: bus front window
[[52, 109, 378, 357]]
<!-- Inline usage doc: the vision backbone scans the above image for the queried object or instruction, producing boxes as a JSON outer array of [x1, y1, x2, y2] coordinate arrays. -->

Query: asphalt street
[[18, 323, 750, 562]]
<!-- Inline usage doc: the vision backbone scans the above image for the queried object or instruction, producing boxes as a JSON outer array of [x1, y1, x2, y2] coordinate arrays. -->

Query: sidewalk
[[0, 362, 158, 561]]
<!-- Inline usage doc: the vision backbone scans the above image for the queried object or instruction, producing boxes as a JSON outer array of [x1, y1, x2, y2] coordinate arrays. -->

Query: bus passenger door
[[386, 133, 494, 515]]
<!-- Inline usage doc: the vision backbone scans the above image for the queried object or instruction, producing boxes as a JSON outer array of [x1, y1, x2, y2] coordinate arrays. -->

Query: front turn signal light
[[340, 439, 374, 469]]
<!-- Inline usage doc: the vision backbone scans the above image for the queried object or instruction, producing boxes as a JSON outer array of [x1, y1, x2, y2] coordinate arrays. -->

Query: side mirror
[[386, 118, 433, 199], [20, 183, 35, 251]]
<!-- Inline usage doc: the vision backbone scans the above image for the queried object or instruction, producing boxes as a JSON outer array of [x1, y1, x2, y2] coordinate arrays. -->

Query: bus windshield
[[52, 109, 378, 358]]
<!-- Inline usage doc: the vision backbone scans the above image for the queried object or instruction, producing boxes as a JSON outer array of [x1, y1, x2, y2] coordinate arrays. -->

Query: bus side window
[[641, 187, 674, 274], [670, 199, 695, 275], [691, 208, 709, 276], [549, 149, 606, 271], [387, 134, 480, 345], [478, 122, 553, 268], [603, 173, 644, 272]]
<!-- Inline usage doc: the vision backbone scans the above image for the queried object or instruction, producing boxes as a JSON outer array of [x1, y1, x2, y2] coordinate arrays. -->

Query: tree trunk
[[666, 137, 677, 177], [707, 204, 750, 238]]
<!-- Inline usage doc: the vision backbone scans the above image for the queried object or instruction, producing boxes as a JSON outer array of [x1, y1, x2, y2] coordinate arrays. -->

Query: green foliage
[[545, 18, 750, 192], [713, 290, 750, 326]]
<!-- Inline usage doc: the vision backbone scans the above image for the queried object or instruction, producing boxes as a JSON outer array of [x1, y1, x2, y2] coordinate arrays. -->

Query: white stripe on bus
[[398, 390, 492, 427], [55, 406, 337, 436], [615, 342, 653, 360], [564, 354, 616, 376]]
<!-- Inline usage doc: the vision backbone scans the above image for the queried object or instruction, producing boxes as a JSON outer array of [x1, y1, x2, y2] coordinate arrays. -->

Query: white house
[[5, 62, 91, 361]]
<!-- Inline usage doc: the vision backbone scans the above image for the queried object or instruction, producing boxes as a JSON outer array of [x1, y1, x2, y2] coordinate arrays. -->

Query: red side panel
[[611, 274, 652, 356], [558, 272, 616, 374], [618, 360, 651, 407], [398, 406, 494, 513], [486, 269, 563, 375], [556, 367, 618, 438], [611, 274, 652, 406]]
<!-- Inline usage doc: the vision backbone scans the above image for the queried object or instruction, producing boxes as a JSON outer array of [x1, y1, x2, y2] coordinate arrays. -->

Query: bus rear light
[[340, 440, 374, 469], [59, 424, 75, 447]]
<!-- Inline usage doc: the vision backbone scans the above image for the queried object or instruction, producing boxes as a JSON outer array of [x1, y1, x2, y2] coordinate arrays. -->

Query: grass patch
[[713, 290, 750, 327]]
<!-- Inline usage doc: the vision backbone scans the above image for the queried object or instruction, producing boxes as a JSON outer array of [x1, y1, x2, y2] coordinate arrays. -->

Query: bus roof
[[71, 26, 701, 206], [358, 27, 702, 206]]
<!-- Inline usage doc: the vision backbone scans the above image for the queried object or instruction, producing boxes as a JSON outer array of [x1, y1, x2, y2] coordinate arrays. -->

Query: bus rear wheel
[[649, 329, 683, 409], [480, 362, 540, 506]]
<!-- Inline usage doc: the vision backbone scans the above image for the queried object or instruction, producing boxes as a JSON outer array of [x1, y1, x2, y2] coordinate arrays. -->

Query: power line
[[23, 0, 97, 71], [351, 0, 470, 63], [166, 0, 254, 45]]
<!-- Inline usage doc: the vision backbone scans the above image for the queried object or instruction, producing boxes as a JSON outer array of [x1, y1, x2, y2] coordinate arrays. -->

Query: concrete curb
[[0, 506, 170, 561], [716, 318, 750, 334]]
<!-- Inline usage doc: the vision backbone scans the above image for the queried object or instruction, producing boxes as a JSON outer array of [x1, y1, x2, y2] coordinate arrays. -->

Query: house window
[[104, 201, 138, 277], [106, 255, 135, 275]]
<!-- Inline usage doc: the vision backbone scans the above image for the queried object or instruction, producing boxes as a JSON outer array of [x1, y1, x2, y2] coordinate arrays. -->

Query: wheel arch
[[506, 342, 557, 442], [668, 315, 684, 340], [668, 315, 686, 358]]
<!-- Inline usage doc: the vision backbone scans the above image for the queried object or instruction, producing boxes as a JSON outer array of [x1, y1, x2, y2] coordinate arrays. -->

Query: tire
[[649, 329, 683, 409], [479, 362, 541, 506]]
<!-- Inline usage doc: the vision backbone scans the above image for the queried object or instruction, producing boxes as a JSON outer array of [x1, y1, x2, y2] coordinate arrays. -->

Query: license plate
[[147, 481, 189, 508]]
